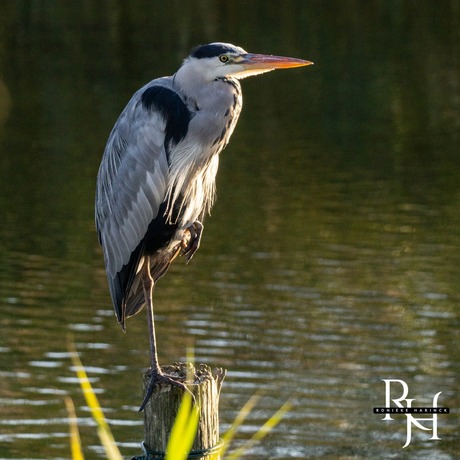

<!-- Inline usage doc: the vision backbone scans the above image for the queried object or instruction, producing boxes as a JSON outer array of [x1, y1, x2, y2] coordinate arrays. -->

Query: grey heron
[[95, 42, 312, 410]]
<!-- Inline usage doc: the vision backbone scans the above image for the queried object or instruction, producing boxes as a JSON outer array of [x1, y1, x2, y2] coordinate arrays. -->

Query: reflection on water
[[0, 2, 459, 459]]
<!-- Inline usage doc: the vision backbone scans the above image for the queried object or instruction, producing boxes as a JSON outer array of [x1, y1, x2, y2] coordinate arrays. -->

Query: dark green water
[[0, 1, 459, 458]]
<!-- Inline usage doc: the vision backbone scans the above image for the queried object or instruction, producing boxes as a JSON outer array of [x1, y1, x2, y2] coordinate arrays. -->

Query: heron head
[[179, 42, 313, 82]]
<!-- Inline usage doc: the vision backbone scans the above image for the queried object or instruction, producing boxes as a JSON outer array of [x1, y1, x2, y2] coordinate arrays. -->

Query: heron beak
[[241, 53, 314, 70]]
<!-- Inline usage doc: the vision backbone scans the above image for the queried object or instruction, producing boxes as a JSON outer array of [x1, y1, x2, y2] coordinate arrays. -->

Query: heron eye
[[219, 54, 229, 63]]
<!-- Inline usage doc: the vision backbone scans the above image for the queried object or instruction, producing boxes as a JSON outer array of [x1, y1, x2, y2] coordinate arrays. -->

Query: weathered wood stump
[[140, 362, 225, 459]]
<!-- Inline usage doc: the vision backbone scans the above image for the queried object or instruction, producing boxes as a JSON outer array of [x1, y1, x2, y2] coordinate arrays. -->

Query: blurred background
[[0, 1, 459, 458]]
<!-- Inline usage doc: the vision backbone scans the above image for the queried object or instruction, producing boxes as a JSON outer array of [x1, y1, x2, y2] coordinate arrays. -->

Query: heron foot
[[139, 367, 195, 412], [181, 220, 203, 263]]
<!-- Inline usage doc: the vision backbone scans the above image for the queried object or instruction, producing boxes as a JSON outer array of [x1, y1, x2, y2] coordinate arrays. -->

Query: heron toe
[[139, 368, 195, 411], [181, 220, 203, 262]]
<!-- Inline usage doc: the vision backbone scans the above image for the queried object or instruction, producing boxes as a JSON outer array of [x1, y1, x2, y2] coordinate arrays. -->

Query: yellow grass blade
[[165, 390, 200, 460], [217, 393, 261, 458], [64, 396, 85, 460], [68, 340, 123, 460], [225, 400, 292, 460]]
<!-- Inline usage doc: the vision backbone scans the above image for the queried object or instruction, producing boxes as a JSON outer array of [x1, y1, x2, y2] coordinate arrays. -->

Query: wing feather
[[96, 81, 172, 280], [97, 143, 169, 277]]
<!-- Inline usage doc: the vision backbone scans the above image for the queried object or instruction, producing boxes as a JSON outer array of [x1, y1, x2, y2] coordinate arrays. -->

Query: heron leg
[[181, 220, 203, 263], [139, 258, 194, 412], [143, 257, 160, 375]]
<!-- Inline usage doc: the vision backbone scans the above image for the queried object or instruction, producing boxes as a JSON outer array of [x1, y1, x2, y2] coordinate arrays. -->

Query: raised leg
[[181, 220, 203, 263], [139, 257, 194, 412]]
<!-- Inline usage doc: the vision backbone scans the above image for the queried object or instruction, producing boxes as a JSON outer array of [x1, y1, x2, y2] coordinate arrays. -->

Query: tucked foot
[[139, 368, 195, 412], [181, 221, 203, 263]]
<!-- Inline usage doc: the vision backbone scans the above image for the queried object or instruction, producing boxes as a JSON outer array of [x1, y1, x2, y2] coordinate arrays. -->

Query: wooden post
[[137, 362, 225, 459]]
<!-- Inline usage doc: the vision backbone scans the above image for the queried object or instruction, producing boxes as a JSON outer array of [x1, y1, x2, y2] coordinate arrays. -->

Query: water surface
[[0, 2, 459, 459]]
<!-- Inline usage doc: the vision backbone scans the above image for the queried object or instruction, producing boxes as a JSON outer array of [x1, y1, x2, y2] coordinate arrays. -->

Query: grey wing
[[95, 84, 170, 314]]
